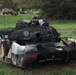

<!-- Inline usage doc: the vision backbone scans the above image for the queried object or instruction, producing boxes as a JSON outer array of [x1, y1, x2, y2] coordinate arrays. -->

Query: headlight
[[23, 31, 30, 37]]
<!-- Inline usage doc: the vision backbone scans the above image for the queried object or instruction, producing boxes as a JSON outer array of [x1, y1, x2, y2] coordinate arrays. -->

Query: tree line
[[40, 0, 76, 19], [0, 0, 76, 19]]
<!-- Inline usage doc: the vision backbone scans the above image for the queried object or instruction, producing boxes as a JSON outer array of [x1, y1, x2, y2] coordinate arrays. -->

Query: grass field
[[0, 14, 76, 30], [0, 14, 33, 29], [0, 14, 76, 75]]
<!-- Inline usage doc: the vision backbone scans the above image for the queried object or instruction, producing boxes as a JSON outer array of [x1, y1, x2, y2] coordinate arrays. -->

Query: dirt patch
[[9, 60, 76, 75]]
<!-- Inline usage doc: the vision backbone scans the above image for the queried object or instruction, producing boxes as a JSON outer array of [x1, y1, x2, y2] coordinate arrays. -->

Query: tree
[[1, 0, 13, 8], [0, 0, 19, 10], [40, 0, 76, 19], [1, 0, 76, 19], [23, 0, 43, 9], [26, 0, 76, 19]]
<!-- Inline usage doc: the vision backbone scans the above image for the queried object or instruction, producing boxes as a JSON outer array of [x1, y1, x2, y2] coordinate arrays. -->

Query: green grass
[[60, 31, 76, 39], [0, 62, 21, 75], [0, 14, 34, 29], [35, 69, 76, 75], [50, 20, 76, 30], [45, 69, 76, 75], [0, 14, 76, 30], [1, 61, 76, 75], [0, 14, 76, 75]]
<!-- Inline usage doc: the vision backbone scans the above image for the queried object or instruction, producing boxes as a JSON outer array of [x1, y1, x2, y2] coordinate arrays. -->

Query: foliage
[[18, 0, 76, 19], [0, 0, 76, 19], [1, 0, 11, 8], [40, 0, 76, 19], [25, 0, 43, 9], [0, 0, 25, 11], [23, 0, 76, 19]]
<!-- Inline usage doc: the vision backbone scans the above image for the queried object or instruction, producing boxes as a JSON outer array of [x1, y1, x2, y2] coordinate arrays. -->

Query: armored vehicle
[[1, 8, 18, 16], [0, 17, 76, 68]]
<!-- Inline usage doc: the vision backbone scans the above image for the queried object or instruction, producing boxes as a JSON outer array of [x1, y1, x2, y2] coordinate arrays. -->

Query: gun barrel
[[0, 29, 12, 35]]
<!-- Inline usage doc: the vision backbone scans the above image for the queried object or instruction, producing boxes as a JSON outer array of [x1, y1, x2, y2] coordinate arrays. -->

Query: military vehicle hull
[[0, 17, 76, 68], [0, 39, 76, 68]]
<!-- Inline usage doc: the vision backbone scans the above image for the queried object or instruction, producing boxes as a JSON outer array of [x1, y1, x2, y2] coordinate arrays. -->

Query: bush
[[41, 0, 76, 19]]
